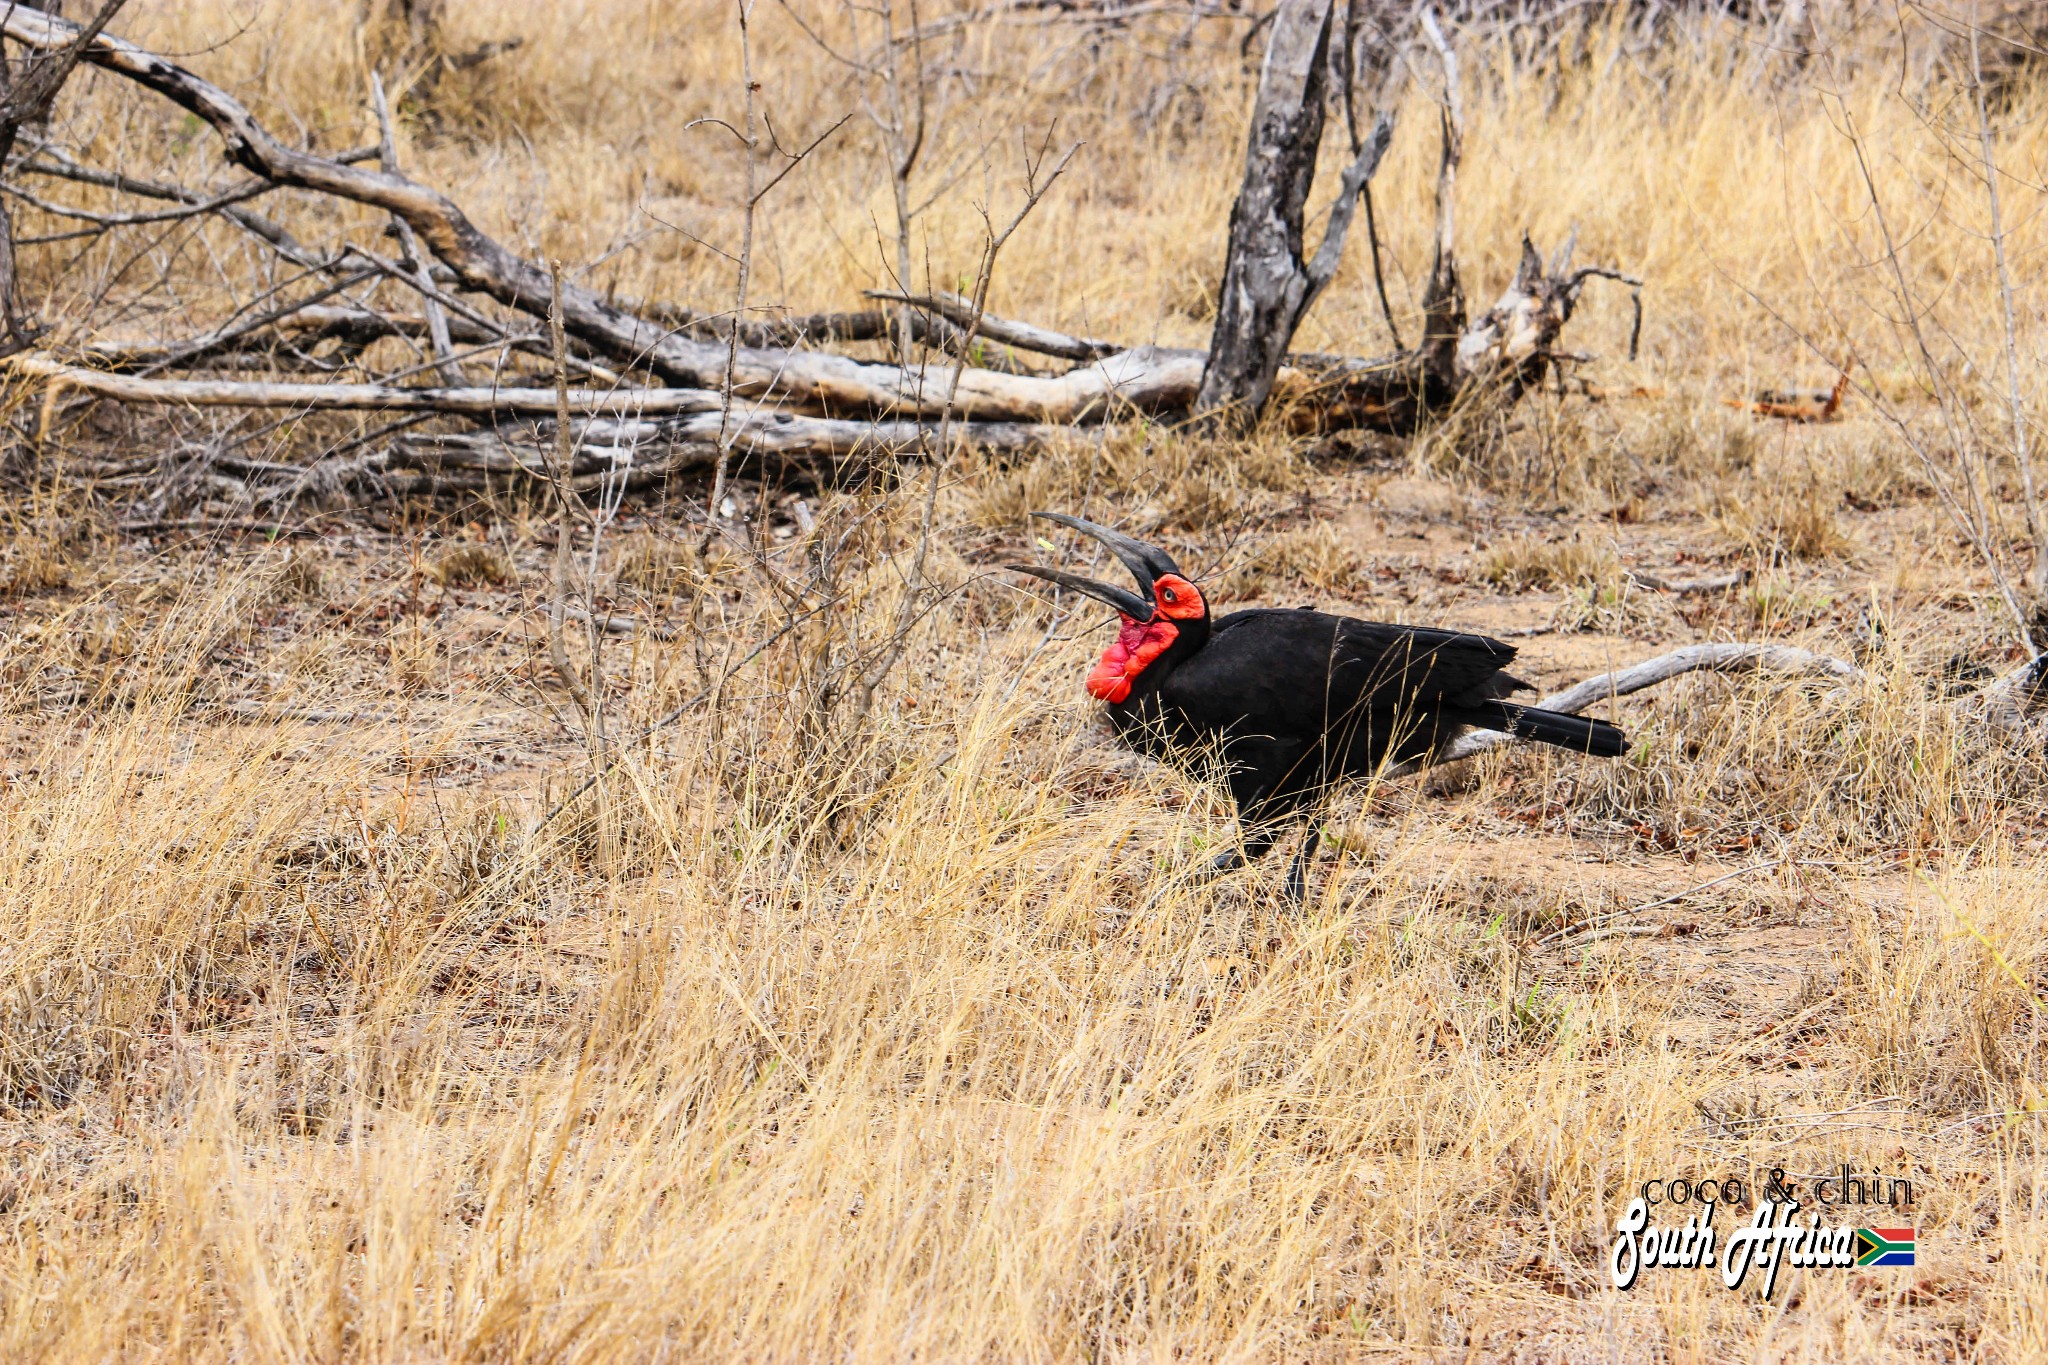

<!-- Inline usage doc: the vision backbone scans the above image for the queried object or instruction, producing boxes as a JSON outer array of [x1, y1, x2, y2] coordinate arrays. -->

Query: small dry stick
[[370, 72, 459, 386], [547, 261, 605, 766], [1334, 0, 1402, 349], [706, 0, 762, 532], [781, 0, 935, 370], [700, 3, 848, 535], [1420, 7, 1462, 308], [878, 0, 931, 372]]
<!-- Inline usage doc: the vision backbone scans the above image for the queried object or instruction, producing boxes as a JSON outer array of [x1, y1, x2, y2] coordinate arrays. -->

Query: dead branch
[[393, 412, 1054, 471], [1524, 643, 1861, 718], [76, 306, 627, 385], [8, 357, 721, 415], [1424, 640, 2041, 756], [27, 333, 1611, 441], [61, 269, 378, 370], [17, 142, 379, 268], [1, 173, 275, 232], [863, 289, 1122, 361], [258, 412, 1063, 505], [1401, 642, 1864, 772], [623, 300, 900, 347]]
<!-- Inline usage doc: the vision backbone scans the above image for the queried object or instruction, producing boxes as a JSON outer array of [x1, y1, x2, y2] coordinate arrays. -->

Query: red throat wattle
[[1087, 616, 1180, 703]]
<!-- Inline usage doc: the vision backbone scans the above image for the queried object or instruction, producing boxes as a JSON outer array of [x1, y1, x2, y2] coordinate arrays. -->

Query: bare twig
[[545, 261, 606, 775], [1302, 110, 1397, 313], [371, 71, 460, 386], [1417, 7, 1465, 382], [1362, 186, 1403, 351], [69, 267, 378, 371], [862, 288, 1121, 361], [1334, 0, 1404, 349], [707, 0, 765, 531], [1821, 51, 2035, 651], [16, 143, 378, 270], [538, 601, 837, 829], [0, 174, 277, 231]]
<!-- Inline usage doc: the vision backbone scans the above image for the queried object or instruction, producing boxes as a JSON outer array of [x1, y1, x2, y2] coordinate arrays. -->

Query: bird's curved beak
[[1006, 563, 1151, 619], [1009, 511, 1185, 620], [1031, 512, 1173, 592]]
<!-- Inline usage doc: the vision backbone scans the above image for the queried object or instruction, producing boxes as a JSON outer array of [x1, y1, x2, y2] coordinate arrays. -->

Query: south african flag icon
[[1855, 1228, 1916, 1267]]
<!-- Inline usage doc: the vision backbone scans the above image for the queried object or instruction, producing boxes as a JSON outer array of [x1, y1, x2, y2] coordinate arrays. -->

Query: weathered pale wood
[[1388, 643, 1863, 776], [11, 355, 723, 414], [1416, 8, 1466, 386], [864, 289, 1122, 362], [1195, 0, 1333, 425]]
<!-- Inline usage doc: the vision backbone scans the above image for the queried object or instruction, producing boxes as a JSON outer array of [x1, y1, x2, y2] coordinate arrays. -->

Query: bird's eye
[[1162, 587, 1177, 603]]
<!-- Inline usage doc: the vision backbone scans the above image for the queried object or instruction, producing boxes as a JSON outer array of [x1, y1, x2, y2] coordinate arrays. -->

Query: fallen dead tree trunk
[[23, 336, 1565, 438], [1, 8, 1635, 433]]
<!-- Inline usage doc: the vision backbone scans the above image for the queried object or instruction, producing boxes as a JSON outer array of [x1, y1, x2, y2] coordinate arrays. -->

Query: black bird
[[1012, 512, 1627, 901]]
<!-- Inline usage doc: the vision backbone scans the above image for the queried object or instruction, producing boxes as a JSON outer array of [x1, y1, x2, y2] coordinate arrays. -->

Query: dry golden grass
[[7, 2, 2048, 1361], [426, 542, 513, 589], [1480, 532, 1622, 594]]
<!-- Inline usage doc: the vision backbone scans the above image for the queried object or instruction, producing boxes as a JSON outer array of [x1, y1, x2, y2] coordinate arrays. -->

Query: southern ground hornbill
[[1012, 512, 1628, 901]]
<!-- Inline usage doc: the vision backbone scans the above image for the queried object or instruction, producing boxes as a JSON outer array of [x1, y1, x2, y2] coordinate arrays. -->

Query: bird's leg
[[1281, 825, 1322, 905], [1199, 826, 1279, 879]]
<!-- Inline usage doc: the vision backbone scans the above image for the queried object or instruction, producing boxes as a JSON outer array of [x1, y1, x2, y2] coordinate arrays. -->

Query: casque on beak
[[1007, 512, 1185, 621]]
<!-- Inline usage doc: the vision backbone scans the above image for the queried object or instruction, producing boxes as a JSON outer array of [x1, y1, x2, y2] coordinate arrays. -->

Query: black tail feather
[[1479, 703, 1627, 758]]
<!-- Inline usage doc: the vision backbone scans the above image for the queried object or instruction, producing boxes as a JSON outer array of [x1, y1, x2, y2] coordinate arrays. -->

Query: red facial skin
[[1085, 573, 1205, 703]]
